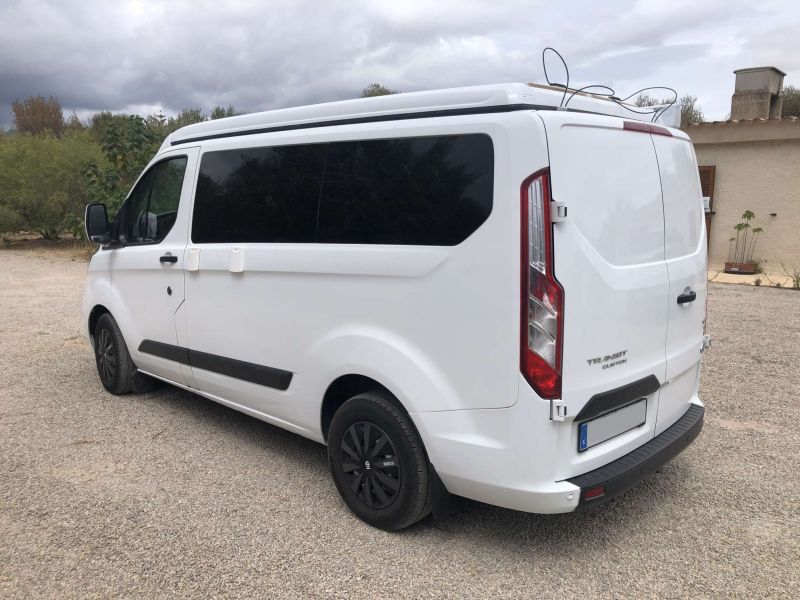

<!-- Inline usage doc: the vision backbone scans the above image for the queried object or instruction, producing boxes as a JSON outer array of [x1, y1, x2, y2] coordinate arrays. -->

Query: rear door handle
[[677, 290, 696, 304], [159, 254, 178, 264]]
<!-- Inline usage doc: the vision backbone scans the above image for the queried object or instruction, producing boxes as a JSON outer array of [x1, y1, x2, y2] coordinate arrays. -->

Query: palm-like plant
[[728, 210, 764, 265], [733, 223, 748, 263], [747, 227, 763, 263]]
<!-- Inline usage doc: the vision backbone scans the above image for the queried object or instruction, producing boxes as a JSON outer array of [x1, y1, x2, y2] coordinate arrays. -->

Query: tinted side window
[[120, 156, 187, 244], [192, 145, 325, 243], [318, 134, 493, 245]]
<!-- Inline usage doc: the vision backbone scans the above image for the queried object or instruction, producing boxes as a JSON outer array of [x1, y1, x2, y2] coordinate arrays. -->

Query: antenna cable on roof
[[542, 47, 570, 108], [539, 47, 678, 123]]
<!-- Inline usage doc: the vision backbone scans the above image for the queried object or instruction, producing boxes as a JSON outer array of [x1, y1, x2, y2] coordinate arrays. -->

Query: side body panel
[[181, 112, 547, 436]]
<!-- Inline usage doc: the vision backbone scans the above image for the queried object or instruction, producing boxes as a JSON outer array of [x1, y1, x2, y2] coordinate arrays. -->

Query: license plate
[[578, 398, 647, 452]]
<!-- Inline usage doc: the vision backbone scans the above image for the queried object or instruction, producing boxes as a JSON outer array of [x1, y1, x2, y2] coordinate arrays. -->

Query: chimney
[[730, 66, 786, 120]]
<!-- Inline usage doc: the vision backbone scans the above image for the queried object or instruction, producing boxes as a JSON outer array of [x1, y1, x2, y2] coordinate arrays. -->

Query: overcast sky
[[1, 0, 798, 128]]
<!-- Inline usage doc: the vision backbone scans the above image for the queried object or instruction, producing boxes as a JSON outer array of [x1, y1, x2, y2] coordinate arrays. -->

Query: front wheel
[[93, 313, 134, 395], [328, 392, 431, 530]]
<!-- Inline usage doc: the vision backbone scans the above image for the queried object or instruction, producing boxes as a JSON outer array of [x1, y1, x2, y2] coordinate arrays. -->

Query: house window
[[698, 165, 716, 248]]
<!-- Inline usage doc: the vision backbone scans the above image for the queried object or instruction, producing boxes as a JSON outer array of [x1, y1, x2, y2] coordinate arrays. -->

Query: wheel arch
[[321, 374, 399, 442], [304, 327, 461, 443], [88, 304, 111, 340]]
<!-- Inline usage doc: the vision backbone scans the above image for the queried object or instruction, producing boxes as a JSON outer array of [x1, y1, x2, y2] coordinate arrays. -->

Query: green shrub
[[0, 130, 106, 239]]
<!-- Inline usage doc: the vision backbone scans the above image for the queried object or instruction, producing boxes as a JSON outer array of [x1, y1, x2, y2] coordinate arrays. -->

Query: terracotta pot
[[724, 261, 756, 274]]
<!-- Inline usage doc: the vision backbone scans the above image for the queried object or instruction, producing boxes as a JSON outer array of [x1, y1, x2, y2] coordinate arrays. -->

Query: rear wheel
[[328, 392, 431, 530], [93, 313, 134, 395]]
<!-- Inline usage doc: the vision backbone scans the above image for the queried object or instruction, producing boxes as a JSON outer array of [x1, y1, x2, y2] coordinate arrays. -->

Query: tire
[[93, 313, 134, 395], [328, 392, 431, 530]]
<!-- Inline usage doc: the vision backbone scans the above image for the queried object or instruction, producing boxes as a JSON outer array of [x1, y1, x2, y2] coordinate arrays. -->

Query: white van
[[82, 83, 708, 530]]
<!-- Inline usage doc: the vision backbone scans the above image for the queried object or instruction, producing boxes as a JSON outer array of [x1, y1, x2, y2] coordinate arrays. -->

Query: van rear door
[[651, 132, 707, 434], [537, 112, 669, 473]]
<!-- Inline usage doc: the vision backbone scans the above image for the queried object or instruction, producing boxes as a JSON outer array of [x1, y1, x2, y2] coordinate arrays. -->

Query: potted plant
[[724, 210, 764, 274]]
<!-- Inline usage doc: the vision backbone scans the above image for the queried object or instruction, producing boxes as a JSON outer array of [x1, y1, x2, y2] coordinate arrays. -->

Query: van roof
[[165, 82, 679, 148]]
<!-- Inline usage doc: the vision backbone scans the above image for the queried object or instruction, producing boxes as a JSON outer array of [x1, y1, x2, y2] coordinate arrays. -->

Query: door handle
[[677, 290, 696, 304], [159, 254, 178, 264]]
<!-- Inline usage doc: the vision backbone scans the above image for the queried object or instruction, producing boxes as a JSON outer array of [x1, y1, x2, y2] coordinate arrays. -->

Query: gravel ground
[[1, 248, 798, 599]]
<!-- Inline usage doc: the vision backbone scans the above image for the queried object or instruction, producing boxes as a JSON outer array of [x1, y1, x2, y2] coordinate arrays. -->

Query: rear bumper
[[566, 403, 704, 507]]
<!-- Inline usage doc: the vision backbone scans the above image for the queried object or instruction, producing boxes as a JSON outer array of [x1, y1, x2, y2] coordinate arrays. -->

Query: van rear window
[[191, 134, 493, 245]]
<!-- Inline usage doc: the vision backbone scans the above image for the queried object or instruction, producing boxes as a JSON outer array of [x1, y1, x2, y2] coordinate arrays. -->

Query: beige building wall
[[694, 139, 800, 275]]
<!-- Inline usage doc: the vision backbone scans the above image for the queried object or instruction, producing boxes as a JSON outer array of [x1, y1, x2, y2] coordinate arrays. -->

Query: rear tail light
[[521, 169, 564, 399]]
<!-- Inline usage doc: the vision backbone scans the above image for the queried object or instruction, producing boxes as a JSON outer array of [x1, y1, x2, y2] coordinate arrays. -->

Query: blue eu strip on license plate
[[577, 398, 647, 453]]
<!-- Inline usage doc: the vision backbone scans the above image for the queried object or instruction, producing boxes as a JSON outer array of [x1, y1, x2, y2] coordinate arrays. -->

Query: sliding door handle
[[159, 253, 178, 264], [677, 290, 696, 304]]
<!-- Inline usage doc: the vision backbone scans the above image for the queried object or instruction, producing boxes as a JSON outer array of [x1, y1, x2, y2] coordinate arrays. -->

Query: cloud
[[1, 0, 798, 127]]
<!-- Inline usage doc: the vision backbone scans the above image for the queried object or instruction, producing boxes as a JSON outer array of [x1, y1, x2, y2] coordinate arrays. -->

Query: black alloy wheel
[[96, 327, 117, 384], [93, 312, 134, 394], [328, 392, 432, 530], [340, 421, 401, 509]]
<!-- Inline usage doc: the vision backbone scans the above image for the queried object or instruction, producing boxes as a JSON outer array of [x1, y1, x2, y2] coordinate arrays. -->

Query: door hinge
[[550, 399, 567, 421], [552, 201, 568, 223], [701, 334, 712, 353]]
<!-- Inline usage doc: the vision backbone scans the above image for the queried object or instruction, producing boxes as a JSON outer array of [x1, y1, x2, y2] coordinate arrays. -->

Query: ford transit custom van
[[82, 83, 708, 530]]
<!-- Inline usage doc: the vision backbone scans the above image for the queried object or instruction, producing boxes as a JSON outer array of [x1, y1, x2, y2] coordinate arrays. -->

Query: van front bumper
[[566, 403, 704, 507]]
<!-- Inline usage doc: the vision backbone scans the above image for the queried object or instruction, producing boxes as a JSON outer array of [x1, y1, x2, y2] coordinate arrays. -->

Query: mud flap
[[132, 369, 157, 393], [429, 465, 466, 519]]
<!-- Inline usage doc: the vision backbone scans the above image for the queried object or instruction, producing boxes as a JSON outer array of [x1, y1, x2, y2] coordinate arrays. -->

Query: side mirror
[[85, 203, 110, 244]]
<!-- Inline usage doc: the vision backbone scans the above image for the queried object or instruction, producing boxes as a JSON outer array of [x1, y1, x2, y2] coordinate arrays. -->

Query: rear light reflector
[[583, 485, 606, 501], [520, 169, 564, 400]]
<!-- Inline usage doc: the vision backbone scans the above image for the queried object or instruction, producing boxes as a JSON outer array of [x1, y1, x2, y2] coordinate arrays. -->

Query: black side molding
[[139, 339, 189, 365], [138, 340, 293, 391], [575, 374, 660, 423], [568, 404, 704, 507]]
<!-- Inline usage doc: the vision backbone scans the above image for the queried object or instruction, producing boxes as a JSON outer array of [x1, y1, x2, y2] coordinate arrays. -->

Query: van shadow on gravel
[[132, 378, 686, 553]]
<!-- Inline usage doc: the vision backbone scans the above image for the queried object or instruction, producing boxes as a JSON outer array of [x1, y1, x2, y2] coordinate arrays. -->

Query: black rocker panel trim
[[567, 403, 704, 507], [138, 340, 293, 391], [575, 374, 661, 423], [170, 103, 564, 146]]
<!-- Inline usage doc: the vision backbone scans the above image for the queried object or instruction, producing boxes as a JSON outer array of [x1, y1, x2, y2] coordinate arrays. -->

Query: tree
[[82, 103, 243, 221], [633, 93, 661, 108], [11, 95, 65, 136], [782, 85, 800, 117], [0, 130, 105, 239], [84, 114, 161, 213], [210, 104, 243, 119], [168, 107, 206, 131], [65, 112, 84, 131], [634, 93, 704, 127], [678, 95, 704, 127], [88, 111, 122, 142], [360, 83, 400, 98]]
